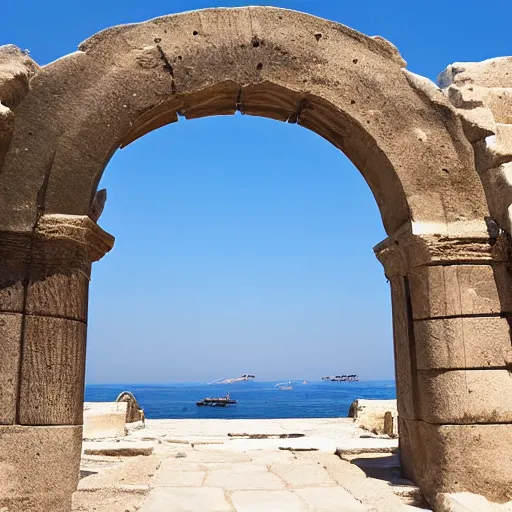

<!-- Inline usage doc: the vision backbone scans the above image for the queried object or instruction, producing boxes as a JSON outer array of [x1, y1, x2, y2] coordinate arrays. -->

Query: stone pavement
[[73, 418, 429, 512]]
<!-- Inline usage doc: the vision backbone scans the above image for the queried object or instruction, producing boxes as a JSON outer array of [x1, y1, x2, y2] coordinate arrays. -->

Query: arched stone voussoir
[[0, 7, 489, 237]]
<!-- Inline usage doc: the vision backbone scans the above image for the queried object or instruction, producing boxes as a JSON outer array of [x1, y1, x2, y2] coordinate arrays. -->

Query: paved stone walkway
[[138, 449, 366, 512], [73, 419, 428, 512]]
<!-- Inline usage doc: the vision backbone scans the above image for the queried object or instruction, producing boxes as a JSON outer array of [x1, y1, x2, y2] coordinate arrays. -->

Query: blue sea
[[85, 380, 396, 419]]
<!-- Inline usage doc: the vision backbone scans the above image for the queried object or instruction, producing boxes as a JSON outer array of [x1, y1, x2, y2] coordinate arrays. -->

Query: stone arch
[[0, 7, 490, 235], [1, 7, 512, 511]]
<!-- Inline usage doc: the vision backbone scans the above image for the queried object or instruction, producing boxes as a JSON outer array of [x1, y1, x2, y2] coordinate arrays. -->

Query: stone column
[[375, 226, 512, 504], [0, 214, 114, 512]]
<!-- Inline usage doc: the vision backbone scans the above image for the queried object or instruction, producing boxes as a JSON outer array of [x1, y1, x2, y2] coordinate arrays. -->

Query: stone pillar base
[[400, 418, 512, 504], [0, 425, 82, 512]]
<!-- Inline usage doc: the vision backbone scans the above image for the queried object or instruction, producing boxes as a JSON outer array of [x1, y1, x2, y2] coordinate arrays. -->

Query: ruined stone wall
[[0, 45, 39, 169], [439, 57, 512, 234]]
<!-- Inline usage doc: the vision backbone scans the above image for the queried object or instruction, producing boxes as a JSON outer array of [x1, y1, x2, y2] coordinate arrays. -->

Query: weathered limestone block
[[390, 276, 416, 421], [474, 125, 512, 172], [456, 106, 496, 143], [479, 162, 512, 233], [0, 45, 39, 169], [83, 402, 128, 439], [414, 316, 512, 370], [439, 57, 512, 89], [19, 315, 87, 425], [439, 57, 512, 237], [435, 492, 512, 512], [418, 369, 512, 423], [25, 269, 90, 322], [399, 419, 512, 503], [348, 399, 398, 435], [408, 264, 511, 319], [0, 313, 23, 424], [0, 425, 82, 512], [116, 391, 145, 423]]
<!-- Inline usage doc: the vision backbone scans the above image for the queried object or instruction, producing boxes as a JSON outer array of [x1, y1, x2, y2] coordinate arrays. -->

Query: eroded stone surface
[[139, 487, 232, 512], [0, 425, 82, 512]]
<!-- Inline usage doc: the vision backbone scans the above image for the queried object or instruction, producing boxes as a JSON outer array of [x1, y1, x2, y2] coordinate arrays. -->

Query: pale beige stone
[[152, 470, 205, 487], [348, 399, 399, 433], [72, 489, 147, 512], [83, 402, 128, 439], [399, 419, 512, 503], [204, 469, 284, 490], [418, 369, 512, 423], [409, 264, 508, 319], [139, 487, 231, 512], [414, 316, 512, 370], [82, 441, 154, 457], [457, 107, 496, 142], [0, 425, 82, 512], [78, 455, 160, 490], [295, 487, 366, 511], [231, 490, 310, 512], [270, 461, 336, 487]]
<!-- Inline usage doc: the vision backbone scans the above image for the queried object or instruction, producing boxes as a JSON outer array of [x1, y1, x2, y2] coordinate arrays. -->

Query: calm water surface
[[85, 380, 396, 419]]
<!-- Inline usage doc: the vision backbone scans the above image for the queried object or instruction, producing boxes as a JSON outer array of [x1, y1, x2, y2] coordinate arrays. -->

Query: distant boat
[[196, 393, 237, 407], [217, 374, 256, 384], [275, 381, 293, 390], [302, 380, 307, 385], [322, 375, 359, 382]]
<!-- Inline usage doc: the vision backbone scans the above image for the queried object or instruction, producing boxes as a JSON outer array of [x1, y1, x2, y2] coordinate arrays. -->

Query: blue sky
[[3, 1, 509, 383]]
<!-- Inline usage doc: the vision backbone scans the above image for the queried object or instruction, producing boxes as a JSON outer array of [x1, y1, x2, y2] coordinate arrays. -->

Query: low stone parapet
[[83, 402, 128, 439], [348, 399, 398, 436]]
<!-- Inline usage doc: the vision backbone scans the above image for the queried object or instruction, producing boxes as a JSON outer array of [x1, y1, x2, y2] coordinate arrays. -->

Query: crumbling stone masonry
[[0, 8, 511, 511]]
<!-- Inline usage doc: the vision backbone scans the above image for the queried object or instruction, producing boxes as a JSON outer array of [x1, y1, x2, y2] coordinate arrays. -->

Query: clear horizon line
[[86, 378, 396, 385]]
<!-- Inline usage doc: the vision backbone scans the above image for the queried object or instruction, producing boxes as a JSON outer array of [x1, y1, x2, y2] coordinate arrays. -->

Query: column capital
[[374, 224, 510, 277], [0, 214, 114, 272]]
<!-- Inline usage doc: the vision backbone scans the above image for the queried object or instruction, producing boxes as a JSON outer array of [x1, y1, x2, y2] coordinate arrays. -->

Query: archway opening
[[84, 112, 396, 420]]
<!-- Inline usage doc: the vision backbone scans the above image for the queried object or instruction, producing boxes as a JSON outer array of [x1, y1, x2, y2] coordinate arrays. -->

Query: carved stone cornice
[[0, 215, 114, 272], [374, 226, 510, 278]]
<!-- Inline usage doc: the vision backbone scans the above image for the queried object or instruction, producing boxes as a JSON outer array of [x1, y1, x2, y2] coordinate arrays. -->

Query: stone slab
[[82, 441, 154, 457], [0, 312, 22, 424], [270, 461, 336, 487], [414, 316, 512, 369], [83, 402, 128, 439], [139, 487, 232, 512], [409, 264, 509, 320], [152, 469, 205, 487], [295, 487, 366, 511], [78, 454, 161, 490], [0, 425, 82, 512], [231, 490, 310, 512], [418, 369, 512, 423], [205, 469, 284, 490]]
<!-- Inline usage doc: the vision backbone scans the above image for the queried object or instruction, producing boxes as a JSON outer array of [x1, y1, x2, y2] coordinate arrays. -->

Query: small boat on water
[[196, 393, 237, 407], [322, 374, 359, 382], [275, 381, 293, 390]]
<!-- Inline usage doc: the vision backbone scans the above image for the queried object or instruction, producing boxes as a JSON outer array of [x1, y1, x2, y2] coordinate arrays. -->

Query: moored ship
[[322, 374, 359, 382]]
